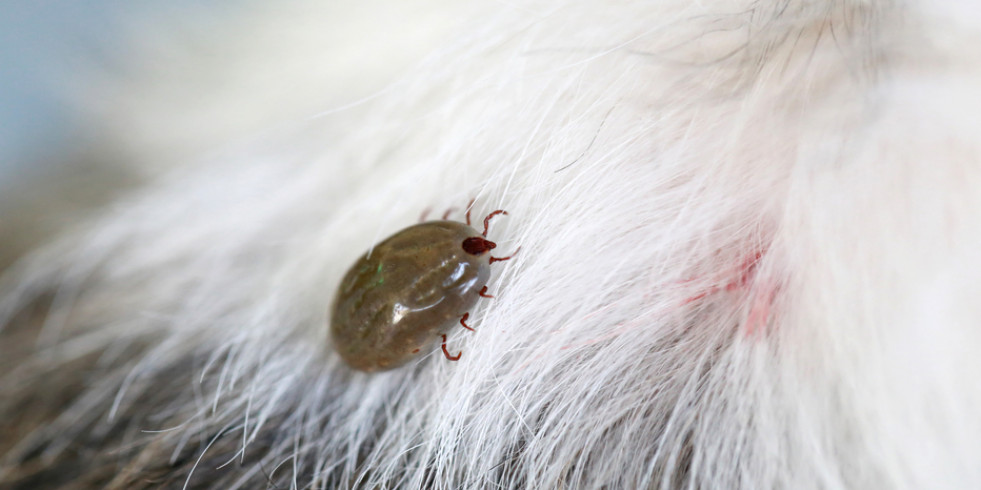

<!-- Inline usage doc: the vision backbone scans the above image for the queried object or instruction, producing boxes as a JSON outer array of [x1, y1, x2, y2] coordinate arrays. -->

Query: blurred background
[[1, 1, 227, 183], [0, 0, 461, 270], [1, 1, 107, 184], [0, 1, 227, 268]]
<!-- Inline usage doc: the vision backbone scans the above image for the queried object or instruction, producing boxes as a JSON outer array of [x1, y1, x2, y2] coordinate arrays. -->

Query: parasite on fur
[[330, 206, 514, 371]]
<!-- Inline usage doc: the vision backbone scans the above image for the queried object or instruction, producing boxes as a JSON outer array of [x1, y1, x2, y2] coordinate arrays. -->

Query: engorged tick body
[[331, 210, 513, 372]]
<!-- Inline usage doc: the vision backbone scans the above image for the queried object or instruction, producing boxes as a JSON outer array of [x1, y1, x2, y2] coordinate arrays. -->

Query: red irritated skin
[[330, 210, 515, 372]]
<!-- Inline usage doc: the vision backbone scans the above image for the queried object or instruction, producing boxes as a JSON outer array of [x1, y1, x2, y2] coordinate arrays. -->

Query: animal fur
[[3, 0, 981, 488]]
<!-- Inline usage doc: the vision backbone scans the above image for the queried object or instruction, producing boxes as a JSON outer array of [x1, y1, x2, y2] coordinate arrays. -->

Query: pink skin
[[678, 249, 779, 336]]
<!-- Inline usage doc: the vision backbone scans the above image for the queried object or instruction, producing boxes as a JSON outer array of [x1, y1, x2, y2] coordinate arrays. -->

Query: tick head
[[461, 236, 497, 255]]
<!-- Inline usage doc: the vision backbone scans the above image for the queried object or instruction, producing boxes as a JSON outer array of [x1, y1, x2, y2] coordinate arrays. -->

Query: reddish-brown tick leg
[[441, 334, 461, 361], [478, 285, 494, 298], [441, 207, 456, 220], [482, 210, 507, 237], [465, 198, 476, 226], [460, 313, 475, 331], [419, 208, 432, 222], [489, 246, 521, 264]]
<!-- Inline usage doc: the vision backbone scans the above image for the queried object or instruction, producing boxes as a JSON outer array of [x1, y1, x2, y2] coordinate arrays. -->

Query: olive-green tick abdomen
[[330, 221, 492, 371]]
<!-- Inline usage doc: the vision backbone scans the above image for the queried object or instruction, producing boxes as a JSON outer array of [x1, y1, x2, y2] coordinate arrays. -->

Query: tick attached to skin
[[330, 203, 516, 372]]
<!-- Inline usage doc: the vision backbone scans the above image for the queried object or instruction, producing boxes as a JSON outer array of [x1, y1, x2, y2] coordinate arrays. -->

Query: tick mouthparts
[[462, 237, 497, 255]]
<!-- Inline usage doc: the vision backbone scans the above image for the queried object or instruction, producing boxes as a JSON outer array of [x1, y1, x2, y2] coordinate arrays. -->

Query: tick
[[330, 204, 515, 372]]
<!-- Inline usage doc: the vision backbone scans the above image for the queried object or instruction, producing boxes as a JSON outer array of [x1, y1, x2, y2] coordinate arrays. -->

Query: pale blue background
[[0, 2, 227, 186]]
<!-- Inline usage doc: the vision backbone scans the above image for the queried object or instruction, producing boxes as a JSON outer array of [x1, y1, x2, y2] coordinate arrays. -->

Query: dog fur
[[2, 1, 981, 488]]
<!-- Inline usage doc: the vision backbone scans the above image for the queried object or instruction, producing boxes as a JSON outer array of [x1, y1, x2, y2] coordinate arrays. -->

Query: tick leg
[[482, 210, 508, 237], [489, 246, 521, 264], [441, 334, 461, 361], [460, 312, 475, 331], [419, 208, 432, 222], [465, 198, 476, 226], [478, 285, 494, 298], [441, 207, 456, 220]]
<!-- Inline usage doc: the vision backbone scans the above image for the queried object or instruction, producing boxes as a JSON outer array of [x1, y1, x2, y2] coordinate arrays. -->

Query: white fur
[[3, 1, 981, 488]]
